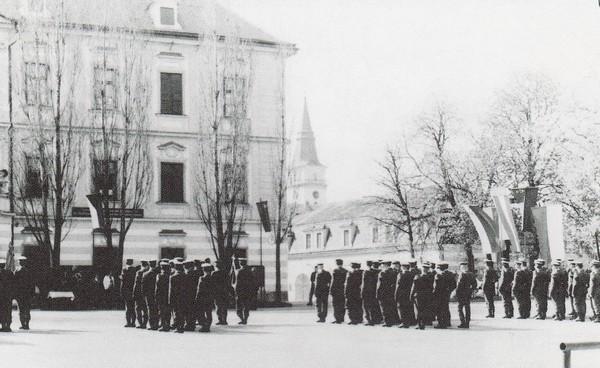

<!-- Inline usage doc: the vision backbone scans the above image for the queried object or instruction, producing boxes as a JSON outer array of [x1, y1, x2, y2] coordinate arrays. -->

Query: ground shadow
[[16, 329, 85, 335]]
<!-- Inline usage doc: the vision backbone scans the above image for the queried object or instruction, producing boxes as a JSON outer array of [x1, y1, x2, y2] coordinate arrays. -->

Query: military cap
[[201, 262, 212, 268], [193, 259, 202, 266], [459, 261, 468, 266], [140, 260, 149, 266], [409, 260, 417, 265], [576, 261, 584, 266], [366, 260, 373, 267], [592, 260, 600, 267], [552, 260, 561, 266], [515, 261, 523, 265], [175, 257, 184, 262], [422, 262, 431, 268], [372, 261, 380, 267], [16, 255, 27, 261], [351, 262, 361, 268], [501, 260, 510, 265], [159, 261, 169, 267], [335, 259, 343, 265], [160, 258, 170, 263], [485, 259, 494, 265], [149, 260, 157, 267], [382, 261, 392, 266], [534, 259, 545, 265], [125, 258, 134, 265], [184, 259, 194, 265], [204, 258, 212, 263], [439, 261, 449, 266], [401, 262, 410, 267], [568, 259, 575, 264]]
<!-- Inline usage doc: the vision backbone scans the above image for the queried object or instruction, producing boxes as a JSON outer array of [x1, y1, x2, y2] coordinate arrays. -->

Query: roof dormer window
[[160, 7, 175, 26]]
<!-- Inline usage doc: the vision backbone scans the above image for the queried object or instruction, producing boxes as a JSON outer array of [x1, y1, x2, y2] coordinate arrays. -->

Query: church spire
[[293, 99, 321, 166]]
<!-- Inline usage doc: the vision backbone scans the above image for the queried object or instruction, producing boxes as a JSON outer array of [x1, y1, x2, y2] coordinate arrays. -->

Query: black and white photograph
[[2, 0, 600, 367]]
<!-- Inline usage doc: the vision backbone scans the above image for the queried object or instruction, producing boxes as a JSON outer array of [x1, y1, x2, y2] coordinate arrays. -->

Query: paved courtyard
[[0, 302, 599, 368]]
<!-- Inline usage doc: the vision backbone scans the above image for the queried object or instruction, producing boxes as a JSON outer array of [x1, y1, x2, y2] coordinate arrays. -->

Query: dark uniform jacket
[[573, 270, 590, 298], [120, 266, 136, 300], [155, 271, 170, 306], [345, 270, 363, 301], [315, 271, 332, 296], [531, 268, 551, 297], [434, 271, 457, 300], [549, 270, 569, 298], [211, 269, 231, 300], [512, 269, 531, 296], [0, 268, 15, 301], [133, 268, 145, 300], [361, 269, 378, 299], [235, 267, 258, 299], [395, 271, 414, 303], [14, 266, 35, 299], [330, 268, 348, 298], [455, 271, 477, 301], [196, 273, 215, 307], [482, 268, 498, 293], [499, 268, 515, 294], [376, 269, 396, 301], [411, 272, 434, 301], [169, 271, 185, 307], [142, 268, 157, 299]]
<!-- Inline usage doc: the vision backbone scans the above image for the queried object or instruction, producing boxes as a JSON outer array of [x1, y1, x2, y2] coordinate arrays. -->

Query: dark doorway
[[160, 247, 185, 260]]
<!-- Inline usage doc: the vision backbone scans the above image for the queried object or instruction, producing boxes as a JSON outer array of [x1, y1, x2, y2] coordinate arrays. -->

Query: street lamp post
[[7, 37, 17, 269]]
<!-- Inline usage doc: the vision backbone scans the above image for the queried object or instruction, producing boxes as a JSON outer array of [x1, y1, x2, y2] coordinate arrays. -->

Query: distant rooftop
[[294, 197, 382, 226]]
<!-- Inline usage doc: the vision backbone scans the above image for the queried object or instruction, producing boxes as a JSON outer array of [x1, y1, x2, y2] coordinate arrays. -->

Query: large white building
[[0, 0, 295, 301]]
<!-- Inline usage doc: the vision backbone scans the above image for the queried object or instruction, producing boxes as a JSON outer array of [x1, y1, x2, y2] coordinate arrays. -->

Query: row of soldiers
[[311, 257, 600, 329], [0, 257, 36, 332], [120, 257, 258, 333], [482, 258, 600, 322]]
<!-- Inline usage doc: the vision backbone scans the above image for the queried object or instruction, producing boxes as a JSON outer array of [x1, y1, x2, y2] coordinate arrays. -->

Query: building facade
[[0, 0, 294, 301]]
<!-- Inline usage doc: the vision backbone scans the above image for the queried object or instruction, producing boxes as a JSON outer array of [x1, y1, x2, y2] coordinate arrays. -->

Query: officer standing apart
[[345, 262, 363, 325], [0, 259, 14, 332], [330, 259, 348, 324], [482, 259, 498, 318], [512, 261, 531, 319], [411, 262, 434, 330], [133, 260, 149, 329], [572, 261, 590, 322], [498, 259, 514, 319], [120, 258, 137, 328], [549, 260, 568, 321], [235, 258, 258, 325], [314, 263, 332, 323], [531, 259, 551, 320], [14, 256, 35, 330], [588, 260, 600, 323], [455, 261, 477, 329]]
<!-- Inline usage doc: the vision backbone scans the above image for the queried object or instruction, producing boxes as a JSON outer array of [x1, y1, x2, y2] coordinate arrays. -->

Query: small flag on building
[[86, 194, 104, 230]]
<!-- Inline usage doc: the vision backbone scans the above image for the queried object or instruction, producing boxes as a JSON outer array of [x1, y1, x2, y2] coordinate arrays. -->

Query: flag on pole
[[351, 222, 360, 245], [491, 187, 521, 252], [86, 194, 104, 230], [464, 205, 500, 255]]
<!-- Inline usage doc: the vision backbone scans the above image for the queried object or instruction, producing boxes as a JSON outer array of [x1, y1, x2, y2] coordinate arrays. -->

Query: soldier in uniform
[[133, 260, 149, 329], [531, 259, 551, 320], [549, 260, 568, 321], [396, 262, 414, 328], [433, 262, 456, 329], [512, 261, 531, 319], [499, 259, 514, 318], [156, 261, 171, 331], [196, 262, 215, 332], [315, 263, 332, 323], [362, 261, 380, 325], [330, 259, 348, 324], [482, 260, 498, 318], [14, 256, 35, 330], [572, 261, 590, 322], [142, 260, 159, 330], [169, 261, 186, 332], [308, 265, 317, 306], [235, 258, 258, 325], [212, 260, 231, 325], [455, 261, 477, 329], [407, 260, 420, 325], [345, 262, 363, 325], [567, 259, 577, 318], [120, 258, 137, 328], [588, 260, 600, 323], [377, 261, 396, 327], [411, 262, 434, 330], [181, 260, 197, 331], [0, 259, 14, 332]]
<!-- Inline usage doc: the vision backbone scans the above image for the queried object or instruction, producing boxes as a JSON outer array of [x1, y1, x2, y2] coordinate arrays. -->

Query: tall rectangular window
[[160, 7, 175, 25], [160, 72, 182, 115], [92, 159, 118, 199], [25, 62, 50, 106], [316, 232, 322, 249], [305, 234, 311, 250], [222, 162, 248, 204], [372, 226, 379, 243], [343, 229, 350, 247], [223, 76, 247, 118], [93, 66, 117, 110], [24, 155, 43, 198], [161, 162, 184, 203]]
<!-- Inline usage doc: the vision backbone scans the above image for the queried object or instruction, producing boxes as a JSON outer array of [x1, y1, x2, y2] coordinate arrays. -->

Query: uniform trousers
[[236, 296, 251, 322], [16, 296, 32, 327], [484, 290, 495, 316], [534, 294, 548, 318], [501, 291, 513, 317], [574, 295, 587, 321], [457, 298, 471, 326], [134, 297, 148, 327], [346, 298, 363, 323], [332, 295, 346, 322], [552, 294, 566, 320], [316, 293, 328, 321], [514, 293, 531, 318], [145, 296, 159, 329]]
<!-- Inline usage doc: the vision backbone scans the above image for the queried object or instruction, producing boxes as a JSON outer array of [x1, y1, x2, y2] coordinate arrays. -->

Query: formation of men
[[0, 257, 36, 332], [121, 257, 258, 333], [312, 257, 600, 329]]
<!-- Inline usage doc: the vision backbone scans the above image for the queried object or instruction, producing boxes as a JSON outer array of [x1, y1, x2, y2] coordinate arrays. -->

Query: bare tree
[[194, 30, 253, 275], [90, 20, 153, 272], [13, 3, 83, 271], [373, 147, 433, 258]]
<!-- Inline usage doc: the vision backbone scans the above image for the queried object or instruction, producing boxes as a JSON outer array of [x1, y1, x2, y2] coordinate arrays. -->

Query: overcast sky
[[220, 0, 600, 201]]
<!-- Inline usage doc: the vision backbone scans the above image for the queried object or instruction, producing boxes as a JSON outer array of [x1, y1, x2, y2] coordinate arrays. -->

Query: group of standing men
[[309, 259, 478, 330], [120, 257, 258, 333], [0, 257, 36, 332], [483, 258, 600, 323], [309, 257, 600, 330]]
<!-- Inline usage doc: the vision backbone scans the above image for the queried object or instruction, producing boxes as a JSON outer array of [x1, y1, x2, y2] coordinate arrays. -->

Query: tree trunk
[[275, 240, 281, 303]]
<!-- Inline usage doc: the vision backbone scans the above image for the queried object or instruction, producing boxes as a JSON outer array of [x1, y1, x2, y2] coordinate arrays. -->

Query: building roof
[[0, 0, 286, 46], [293, 197, 383, 226], [292, 99, 322, 166]]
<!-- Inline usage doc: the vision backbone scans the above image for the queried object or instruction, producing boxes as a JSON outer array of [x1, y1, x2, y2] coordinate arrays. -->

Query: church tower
[[289, 100, 327, 209]]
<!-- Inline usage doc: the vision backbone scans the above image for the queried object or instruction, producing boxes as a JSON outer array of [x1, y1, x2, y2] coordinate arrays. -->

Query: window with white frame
[[316, 232, 322, 249], [343, 229, 350, 247], [223, 76, 247, 118], [372, 226, 379, 243], [93, 66, 117, 110], [160, 7, 175, 26], [25, 62, 51, 106], [305, 234, 311, 250]]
